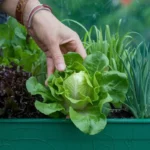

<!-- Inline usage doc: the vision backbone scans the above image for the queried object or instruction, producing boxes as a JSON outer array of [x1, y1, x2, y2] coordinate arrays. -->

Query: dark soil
[[0, 64, 133, 119], [108, 108, 134, 118], [108, 104, 134, 118], [0, 64, 47, 118]]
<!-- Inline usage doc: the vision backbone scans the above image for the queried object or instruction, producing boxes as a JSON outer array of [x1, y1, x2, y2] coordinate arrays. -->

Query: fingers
[[29, 21, 86, 76], [45, 57, 54, 86], [46, 57, 55, 77], [74, 34, 87, 59], [46, 44, 66, 72], [31, 31, 66, 73], [60, 32, 87, 59], [76, 41, 87, 59]]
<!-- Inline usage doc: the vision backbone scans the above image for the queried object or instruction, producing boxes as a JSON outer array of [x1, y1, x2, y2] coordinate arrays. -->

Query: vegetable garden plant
[[1, 18, 150, 137], [26, 52, 128, 135]]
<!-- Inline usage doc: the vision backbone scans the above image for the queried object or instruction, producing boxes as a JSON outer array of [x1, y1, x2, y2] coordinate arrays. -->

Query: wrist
[[0, 0, 41, 24], [23, 0, 40, 26]]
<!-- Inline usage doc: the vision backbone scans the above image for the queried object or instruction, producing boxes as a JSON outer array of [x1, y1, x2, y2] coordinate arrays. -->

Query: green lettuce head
[[26, 52, 128, 135]]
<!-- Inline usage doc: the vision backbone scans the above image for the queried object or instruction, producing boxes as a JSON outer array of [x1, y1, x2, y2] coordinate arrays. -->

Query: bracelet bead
[[16, 0, 29, 25]]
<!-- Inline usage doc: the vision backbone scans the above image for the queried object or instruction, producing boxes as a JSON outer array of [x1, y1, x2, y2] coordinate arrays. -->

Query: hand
[[1, 0, 87, 76], [27, 10, 87, 76]]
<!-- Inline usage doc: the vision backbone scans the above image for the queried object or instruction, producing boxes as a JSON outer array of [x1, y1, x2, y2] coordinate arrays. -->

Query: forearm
[[0, 0, 40, 25], [0, 0, 19, 17]]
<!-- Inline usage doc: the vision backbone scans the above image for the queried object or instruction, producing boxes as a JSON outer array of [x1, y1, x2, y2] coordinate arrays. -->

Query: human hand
[[1, 0, 87, 76], [25, 5, 87, 76]]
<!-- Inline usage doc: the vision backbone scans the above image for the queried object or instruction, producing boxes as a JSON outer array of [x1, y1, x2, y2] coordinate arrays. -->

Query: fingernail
[[56, 64, 66, 71]]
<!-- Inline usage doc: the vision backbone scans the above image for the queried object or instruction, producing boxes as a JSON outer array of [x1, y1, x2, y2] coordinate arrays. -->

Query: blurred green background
[[40, 0, 150, 42]]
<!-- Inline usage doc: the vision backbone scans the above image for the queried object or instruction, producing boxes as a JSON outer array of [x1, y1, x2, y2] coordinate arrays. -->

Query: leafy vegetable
[[0, 18, 47, 84], [69, 107, 106, 135], [27, 52, 128, 135]]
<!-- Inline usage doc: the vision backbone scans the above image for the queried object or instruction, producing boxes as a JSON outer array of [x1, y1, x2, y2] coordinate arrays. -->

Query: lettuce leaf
[[69, 107, 107, 135], [35, 101, 64, 115]]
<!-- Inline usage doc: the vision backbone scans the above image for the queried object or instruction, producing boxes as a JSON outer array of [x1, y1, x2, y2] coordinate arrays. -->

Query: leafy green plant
[[26, 52, 128, 135], [121, 43, 150, 118], [0, 18, 46, 83]]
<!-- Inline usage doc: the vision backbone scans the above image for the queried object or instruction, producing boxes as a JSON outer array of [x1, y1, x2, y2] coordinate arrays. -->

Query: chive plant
[[121, 44, 150, 118]]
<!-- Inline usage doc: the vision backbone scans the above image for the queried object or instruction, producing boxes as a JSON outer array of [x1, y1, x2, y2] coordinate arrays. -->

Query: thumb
[[47, 44, 66, 71]]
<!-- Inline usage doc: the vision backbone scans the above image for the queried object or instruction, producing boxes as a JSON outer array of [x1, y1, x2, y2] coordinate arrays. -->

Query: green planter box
[[0, 119, 150, 150]]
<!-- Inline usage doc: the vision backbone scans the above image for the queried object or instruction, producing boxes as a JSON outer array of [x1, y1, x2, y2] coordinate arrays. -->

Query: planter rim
[[0, 118, 150, 123]]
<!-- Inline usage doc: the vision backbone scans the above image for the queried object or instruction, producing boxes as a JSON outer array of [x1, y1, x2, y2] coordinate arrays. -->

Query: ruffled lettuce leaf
[[69, 107, 107, 135], [35, 101, 64, 115], [26, 77, 55, 102], [64, 52, 83, 66], [83, 52, 109, 75], [96, 71, 128, 103]]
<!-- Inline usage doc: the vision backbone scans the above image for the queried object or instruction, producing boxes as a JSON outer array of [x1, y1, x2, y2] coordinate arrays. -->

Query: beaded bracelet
[[15, 0, 52, 27], [16, 0, 29, 25]]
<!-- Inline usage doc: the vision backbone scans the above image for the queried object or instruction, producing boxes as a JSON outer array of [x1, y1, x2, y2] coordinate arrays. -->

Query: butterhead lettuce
[[26, 52, 128, 135]]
